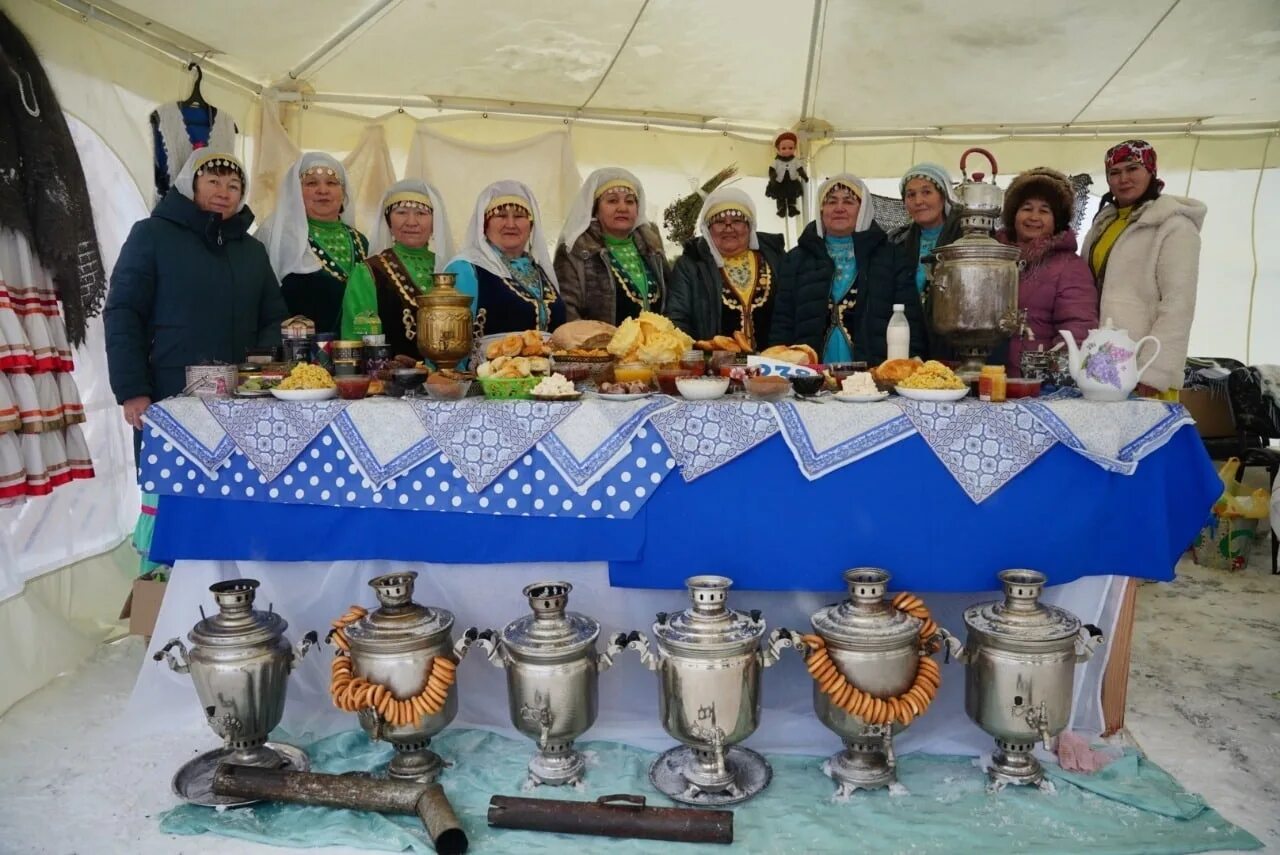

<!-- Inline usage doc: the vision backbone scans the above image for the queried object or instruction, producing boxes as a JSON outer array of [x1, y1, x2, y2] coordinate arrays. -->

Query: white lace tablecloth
[[143, 393, 1194, 508]]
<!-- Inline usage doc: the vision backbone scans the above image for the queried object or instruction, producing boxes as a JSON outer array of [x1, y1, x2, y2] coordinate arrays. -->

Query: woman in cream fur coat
[[1081, 139, 1207, 396]]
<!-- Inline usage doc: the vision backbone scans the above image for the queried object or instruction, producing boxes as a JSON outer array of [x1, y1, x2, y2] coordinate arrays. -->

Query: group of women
[[105, 137, 1204, 434]]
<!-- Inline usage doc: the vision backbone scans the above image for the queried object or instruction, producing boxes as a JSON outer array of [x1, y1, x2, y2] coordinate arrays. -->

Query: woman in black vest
[[445, 180, 565, 336], [340, 179, 453, 357], [256, 152, 369, 335]]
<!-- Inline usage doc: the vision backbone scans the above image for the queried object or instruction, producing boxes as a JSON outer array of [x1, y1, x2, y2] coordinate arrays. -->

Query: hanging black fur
[[0, 11, 105, 346]]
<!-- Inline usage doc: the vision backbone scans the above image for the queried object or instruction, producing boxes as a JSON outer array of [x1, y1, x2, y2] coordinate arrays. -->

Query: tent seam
[[578, 0, 651, 112]]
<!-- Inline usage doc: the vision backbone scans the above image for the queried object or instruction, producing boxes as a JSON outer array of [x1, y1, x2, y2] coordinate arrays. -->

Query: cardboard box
[[1181, 387, 1236, 438], [119, 574, 168, 638]]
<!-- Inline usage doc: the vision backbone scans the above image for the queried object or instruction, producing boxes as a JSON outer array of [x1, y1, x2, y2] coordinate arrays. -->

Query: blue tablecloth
[[151, 424, 1217, 592]]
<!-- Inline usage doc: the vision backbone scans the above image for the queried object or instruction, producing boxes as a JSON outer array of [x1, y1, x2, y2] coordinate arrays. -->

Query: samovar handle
[[290, 631, 319, 671], [761, 627, 796, 668], [597, 631, 636, 673], [624, 630, 658, 671], [153, 638, 190, 674], [960, 146, 999, 182], [936, 627, 968, 664], [467, 627, 507, 668], [453, 627, 490, 661], [1075, 624, 1105, 663]]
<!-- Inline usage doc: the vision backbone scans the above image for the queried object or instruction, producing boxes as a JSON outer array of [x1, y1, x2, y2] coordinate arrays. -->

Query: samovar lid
[[810, 569, 920, 651], [502, 581, 600, 658], [345, 572, 455, 651], [188, 579, 288, 648], [964, 569, 1080, 642], [653, 576, 764, 654], [932, 232, 1020, 262]]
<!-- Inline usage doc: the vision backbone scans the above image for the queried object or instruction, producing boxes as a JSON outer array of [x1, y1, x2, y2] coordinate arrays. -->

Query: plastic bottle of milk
[[886, 304, 910, 360]]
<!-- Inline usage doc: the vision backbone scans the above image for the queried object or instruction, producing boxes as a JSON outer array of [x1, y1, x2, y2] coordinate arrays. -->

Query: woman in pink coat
[[996, 167, 1099, 377]]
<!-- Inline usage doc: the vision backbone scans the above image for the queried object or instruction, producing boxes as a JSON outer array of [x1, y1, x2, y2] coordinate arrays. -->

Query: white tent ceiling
[[46, 0, 1280, 135]]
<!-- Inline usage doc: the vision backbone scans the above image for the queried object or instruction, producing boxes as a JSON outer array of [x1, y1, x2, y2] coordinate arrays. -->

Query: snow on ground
[[1, 543, 1276, 854]]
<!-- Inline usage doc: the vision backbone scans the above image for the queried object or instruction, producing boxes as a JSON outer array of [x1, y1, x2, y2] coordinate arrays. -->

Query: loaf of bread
[[551, 319, 616, 352]]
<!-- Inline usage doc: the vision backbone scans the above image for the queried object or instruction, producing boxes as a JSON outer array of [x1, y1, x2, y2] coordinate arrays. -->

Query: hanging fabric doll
[[765, 131, 807, 218], [150, 65, 237, 204]]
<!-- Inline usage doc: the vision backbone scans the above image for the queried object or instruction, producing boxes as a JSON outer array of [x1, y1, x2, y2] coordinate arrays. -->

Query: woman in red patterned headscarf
[[1080, 140, 1206, 399]]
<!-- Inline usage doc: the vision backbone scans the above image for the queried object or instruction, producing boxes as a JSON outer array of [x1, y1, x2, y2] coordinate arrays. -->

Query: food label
[[747, 356, 818, 377]]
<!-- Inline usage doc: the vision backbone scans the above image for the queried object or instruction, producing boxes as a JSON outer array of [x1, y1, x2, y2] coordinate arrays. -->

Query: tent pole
[[285, 0, 400, 81], [798, 0, 826, 122], [38, 0, 262, 95]]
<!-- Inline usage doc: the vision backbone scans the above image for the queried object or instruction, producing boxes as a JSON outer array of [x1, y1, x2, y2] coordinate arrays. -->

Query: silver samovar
[[472, 581, 630, 787], [627, 575, 789, 806], [795, 568, 941, 797], [929, 147, 1021, 379], [333, 572, 477, 783], [941, 570, 1105, 791], [155, 578, 317, 806]]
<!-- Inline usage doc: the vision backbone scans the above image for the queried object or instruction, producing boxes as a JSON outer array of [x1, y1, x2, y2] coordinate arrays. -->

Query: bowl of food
[[613, 361, 654, 387], [675, 376, 730, 400], [1006, 377, 1042, 399], [270, 363, 337, 400], [391, 367, 429, 394], [334, 374, 371, 400], [425, 372, 472, 400], [479, 375, 540, 399], [789, 373, 826, 397], [744, 374, 791, 402]]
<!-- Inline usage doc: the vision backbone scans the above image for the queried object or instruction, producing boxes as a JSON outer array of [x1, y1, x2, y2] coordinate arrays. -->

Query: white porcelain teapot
[[1059, 318, 1161, 402]]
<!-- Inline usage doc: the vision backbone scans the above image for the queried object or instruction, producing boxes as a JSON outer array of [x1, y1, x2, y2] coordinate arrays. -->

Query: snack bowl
[[424, 374, 472, 401], [789, 373, 826, 397], [391, 367, 429, 393], [1006, 377, 1042, 399], [334, 374, 371, 400], [744, 374, 791, 402], [480, 376, 540, 399], [675, 376, 730, 400], [270, 388, 337, 401], [613, 361, 655, 387]]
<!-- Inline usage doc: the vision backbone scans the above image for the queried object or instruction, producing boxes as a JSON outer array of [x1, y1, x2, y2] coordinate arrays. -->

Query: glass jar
[[979, 365, 1007, 402], [364, 344, 394, 379], [679, 350, 707, 377]]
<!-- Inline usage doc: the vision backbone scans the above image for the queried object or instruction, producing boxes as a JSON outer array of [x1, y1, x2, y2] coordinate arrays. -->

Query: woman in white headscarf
[[666, 187, 786, 347], [444, 180, 564, 335], [255, 152, 369, 335], [771, 173, 922, 363], [554, 167, 668, 324], [339, 179, 452, 356]]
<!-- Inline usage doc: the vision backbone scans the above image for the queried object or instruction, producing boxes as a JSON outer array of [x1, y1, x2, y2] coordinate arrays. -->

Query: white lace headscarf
[[815, 173, 875, 237], [368, 178, 452, 269], [449, 179, 558, 288], [173, 149, 247, 214], [558, 167, 649, 250], [255, 152, 357, 279], [697, 186, 759, 268]]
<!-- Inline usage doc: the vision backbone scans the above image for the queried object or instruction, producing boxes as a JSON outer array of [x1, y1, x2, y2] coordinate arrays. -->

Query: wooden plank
[[1100, 578, 1139, 735]]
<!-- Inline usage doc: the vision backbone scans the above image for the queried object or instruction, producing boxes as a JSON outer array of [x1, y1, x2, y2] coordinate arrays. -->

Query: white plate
[[895, 387, 969, 402], [594, 392, 652, 402], [270, 388, 338, 401], [834, 391, 890, 403], [531, 392, 583, 402]]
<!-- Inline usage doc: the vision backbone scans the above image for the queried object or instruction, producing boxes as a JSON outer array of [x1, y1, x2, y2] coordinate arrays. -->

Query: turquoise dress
[[822, 235, 858, 363], [916, 224, 944, 294]]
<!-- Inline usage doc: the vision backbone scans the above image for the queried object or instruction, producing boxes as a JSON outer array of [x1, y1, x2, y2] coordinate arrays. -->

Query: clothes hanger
[[180, 62, 206, 109]]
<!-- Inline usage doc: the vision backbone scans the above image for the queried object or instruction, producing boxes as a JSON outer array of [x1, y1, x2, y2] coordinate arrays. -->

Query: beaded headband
[[383, 191, 434, 214]]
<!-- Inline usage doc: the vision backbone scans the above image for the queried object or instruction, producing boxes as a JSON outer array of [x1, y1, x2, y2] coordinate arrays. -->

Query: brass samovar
[[416, 273, 473, 369], [929, 148, 1021, 379]]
